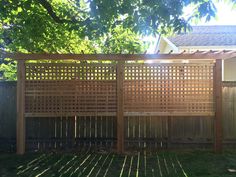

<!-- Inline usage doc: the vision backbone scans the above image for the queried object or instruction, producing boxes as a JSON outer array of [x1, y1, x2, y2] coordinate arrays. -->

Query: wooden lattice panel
[[24, 62, 214, 117], [124, 63, 214, 116], [25, 63, 117, 117]]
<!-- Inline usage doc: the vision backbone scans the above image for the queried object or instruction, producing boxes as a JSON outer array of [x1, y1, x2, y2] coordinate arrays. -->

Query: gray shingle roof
[[168, 25, 236, 46]]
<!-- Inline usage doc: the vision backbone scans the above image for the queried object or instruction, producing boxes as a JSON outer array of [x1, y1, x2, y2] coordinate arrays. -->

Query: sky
[[184, 0, 236, 25]]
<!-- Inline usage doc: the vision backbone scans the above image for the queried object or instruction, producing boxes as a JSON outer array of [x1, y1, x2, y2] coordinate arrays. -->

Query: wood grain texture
[[117, 61, 124, 153], [17, 60, 26, 154], [2, 52, 236, 60], [214, 59, 223, 153]]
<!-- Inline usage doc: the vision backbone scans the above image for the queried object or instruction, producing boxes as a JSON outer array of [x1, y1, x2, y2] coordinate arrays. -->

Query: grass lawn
[[1, 150, 236, 177]]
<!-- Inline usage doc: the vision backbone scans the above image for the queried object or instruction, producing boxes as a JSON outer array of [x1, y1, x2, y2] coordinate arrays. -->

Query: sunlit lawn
[[1, 150, 236, 177]]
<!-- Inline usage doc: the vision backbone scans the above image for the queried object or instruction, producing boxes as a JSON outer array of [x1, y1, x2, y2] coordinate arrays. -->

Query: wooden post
[[17, 60, 25, 154], [167, 116, 172, 149], [117, 61, 124, 153], [214, 59, 223, 153]]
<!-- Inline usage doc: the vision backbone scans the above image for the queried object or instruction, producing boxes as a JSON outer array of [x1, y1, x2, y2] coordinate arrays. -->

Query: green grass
[[1, 150, 236, 177]]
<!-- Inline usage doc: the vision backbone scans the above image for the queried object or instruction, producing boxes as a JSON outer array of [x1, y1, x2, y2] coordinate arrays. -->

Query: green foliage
[[0, 1, 148, 80], [98, 26, 147, 54], [0, 0, 227, 52], [0, 59, 17, 80], [0, 0, 235, 80], [0, 23, 147, 80]]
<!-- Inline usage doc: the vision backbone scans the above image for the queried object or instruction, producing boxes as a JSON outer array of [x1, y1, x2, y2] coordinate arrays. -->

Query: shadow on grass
[[1, 150, 236, 177]]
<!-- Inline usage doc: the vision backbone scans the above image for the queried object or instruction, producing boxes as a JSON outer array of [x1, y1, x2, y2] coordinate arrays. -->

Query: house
[[157, 25, 236, 81]]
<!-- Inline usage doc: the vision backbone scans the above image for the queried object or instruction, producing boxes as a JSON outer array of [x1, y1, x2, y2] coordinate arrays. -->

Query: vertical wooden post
[[214, 59, 223, 153], [167, 116, 172, 149], [17, 60, 26, 155], [117, 61, 124, 153]]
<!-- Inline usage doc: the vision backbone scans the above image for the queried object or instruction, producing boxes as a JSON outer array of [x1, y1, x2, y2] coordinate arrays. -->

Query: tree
[[0, 0, 235, 80], [0, 0, 229, 52], [0, 25, 146, 80]]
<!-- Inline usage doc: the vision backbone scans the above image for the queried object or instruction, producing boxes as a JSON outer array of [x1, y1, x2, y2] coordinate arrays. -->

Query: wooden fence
[[2, 50, 236, 154], [222, 82, 236, 146], [23, 61, 214, 153], [1, 61, 231, 152], [0, 81, 16, 151], [0, 83, 217, 152]]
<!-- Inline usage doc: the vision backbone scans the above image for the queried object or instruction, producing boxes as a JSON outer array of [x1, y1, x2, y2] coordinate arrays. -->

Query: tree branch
[[37, 0, 75, 23]]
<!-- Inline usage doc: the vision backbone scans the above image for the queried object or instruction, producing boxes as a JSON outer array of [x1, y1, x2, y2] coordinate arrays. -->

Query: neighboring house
[[157, 25, 236, 81]]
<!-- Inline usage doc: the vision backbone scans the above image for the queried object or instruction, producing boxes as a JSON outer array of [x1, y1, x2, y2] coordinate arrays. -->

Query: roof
[[168, 25, 236, 47]]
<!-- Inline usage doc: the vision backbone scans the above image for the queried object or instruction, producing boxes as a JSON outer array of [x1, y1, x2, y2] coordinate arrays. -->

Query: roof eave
[[178, 46, 236, 50]]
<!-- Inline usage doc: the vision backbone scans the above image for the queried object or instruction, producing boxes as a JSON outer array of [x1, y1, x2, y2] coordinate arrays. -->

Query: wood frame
[[214, 59, 223, 153], [1, 50, 236, 60], [117, 61, 125, 153], [16, 60, 26, 154]]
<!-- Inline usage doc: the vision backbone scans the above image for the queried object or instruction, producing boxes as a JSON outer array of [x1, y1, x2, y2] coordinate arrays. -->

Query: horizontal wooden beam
[[1, 51, 236, 60], [25, 112, 215, 117], [222, 81, 236, 87]]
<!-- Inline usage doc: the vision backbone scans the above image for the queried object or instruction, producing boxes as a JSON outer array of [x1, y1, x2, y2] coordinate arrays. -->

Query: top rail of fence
[[1, 50, 236, 61]]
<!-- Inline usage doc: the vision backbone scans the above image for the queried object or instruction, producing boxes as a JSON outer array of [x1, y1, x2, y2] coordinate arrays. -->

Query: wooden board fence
[[0, 81, 17, 151], [222, 82, 236, 146], [4, 80, 236, 152]]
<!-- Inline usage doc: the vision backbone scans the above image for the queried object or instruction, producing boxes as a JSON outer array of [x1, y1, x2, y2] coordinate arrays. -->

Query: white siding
[[163, 44, 175, 53], [224, 57, 236, 81]]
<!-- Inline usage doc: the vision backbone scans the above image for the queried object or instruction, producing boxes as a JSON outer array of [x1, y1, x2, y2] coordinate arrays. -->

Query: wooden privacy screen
[[25, 62, 214, 117], [16, 59, 221, 154]]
